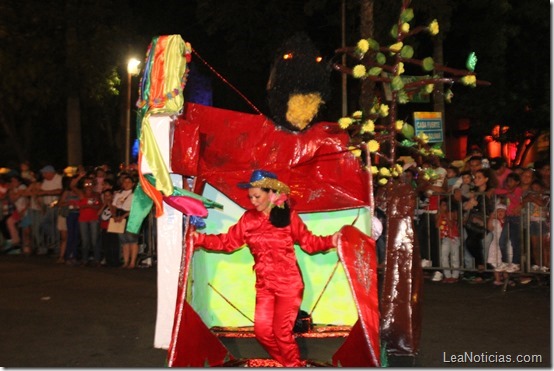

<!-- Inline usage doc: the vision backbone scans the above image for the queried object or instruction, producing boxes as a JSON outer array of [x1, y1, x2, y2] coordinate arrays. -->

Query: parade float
[[125, 0, 486, 366], [127, 34, 379, 367]]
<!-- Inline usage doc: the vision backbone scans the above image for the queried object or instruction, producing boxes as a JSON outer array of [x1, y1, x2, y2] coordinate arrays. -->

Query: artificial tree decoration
[[334, 0, 489, 184], [332, 0, 489, 357]]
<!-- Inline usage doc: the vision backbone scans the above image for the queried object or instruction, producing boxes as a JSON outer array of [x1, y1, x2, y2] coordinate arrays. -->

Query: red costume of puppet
[[193, 170, 337, 367]]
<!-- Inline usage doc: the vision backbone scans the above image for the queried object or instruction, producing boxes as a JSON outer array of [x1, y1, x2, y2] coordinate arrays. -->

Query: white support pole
[[154, 173, 183, 349], [141, 113, 183, 349]]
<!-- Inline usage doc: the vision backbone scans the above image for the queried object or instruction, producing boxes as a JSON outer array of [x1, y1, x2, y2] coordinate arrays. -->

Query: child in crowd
[[452, 171, 474, 227], [523, 180, 550, 272], [495, 173, 523, 273], [436, 198, 460, 283], [446, 165, 460, 192], [458, 171, 474, 200], [488, 202, 510, 285]]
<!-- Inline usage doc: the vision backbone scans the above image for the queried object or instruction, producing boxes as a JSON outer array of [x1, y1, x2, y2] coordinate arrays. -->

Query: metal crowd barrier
[[416, 192, 551, 276]]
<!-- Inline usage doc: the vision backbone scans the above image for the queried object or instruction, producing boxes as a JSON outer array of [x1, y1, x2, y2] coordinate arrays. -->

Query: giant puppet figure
[[127, 34, 381, 367]]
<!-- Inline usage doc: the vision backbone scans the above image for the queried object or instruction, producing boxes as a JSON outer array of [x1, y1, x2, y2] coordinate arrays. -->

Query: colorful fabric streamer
[[126, 172, 222, 234], [163, 196, 208, 218], [127, 181, 154, 234], [135, 35, 192, 215]]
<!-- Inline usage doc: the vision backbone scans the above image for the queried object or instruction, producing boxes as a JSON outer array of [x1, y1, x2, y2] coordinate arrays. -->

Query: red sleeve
[[289, 211, 335, 254], [194, 214, 247, 253]]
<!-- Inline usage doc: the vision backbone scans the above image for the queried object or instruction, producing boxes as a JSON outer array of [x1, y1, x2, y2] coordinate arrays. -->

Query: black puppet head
[[266, 32, 331, 132]]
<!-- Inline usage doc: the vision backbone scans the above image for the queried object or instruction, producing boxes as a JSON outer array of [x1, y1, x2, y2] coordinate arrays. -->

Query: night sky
[[0, 0, 549, 168]]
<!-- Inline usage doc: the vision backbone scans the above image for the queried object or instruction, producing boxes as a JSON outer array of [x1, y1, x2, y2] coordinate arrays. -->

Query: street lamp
[[125, 58, 141, 167]]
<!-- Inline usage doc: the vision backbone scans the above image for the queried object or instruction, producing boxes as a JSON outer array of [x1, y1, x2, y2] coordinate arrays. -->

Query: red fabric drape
[[332, 225, 380, 367], [171, 103, 369, 213]]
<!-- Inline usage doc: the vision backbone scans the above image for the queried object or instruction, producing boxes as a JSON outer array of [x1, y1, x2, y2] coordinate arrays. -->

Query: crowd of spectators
[[378, 149, 551, 286], [0, 162, 143, 268], [1, 151, 551, 283]]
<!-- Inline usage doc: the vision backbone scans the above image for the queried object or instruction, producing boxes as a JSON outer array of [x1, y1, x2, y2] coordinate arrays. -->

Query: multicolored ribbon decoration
[[128, 35, 209, 231], [127, 174, 223, 234]]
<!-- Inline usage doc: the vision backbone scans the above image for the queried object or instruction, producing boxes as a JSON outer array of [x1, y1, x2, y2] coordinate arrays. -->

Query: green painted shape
[[191, 184, 373, 327]]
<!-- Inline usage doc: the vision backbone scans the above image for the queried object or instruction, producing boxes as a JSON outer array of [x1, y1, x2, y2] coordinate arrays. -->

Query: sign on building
[[413, 112, 443, 143]]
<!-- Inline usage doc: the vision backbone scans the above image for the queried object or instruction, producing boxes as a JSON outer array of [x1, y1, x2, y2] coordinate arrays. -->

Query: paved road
[[0, 255, 550, 367]]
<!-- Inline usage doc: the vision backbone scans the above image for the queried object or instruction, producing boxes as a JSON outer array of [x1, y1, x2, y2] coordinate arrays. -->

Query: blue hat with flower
[[238, 169, 290, 194]]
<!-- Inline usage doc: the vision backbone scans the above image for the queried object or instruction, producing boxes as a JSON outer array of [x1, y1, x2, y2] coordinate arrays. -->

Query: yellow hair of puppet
[[285, 93, 323, 130]]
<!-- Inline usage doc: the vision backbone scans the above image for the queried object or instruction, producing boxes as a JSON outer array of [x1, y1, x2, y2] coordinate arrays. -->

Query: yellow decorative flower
[[348, 146, 362, 157], [395, 164, 403, 174], [401, 22, 410, 33], [417, 132, 429, 143], [352, 110, 363, 119], [389, 42, 403, 53], [338, 117, 354, 129], [380, 167, 391, 177], [445, 89, 454, 103], [395, 120, 404, 131], [379, 104, 390, 117], [371, 166, 379, 175], [428, 19, 439, 36], [378, 178, 388, 185], [367, 139, 380, 153], [430, 147, 444, 157], [391, 169, 399, 177], [357, 39, 369, 54], [424, 84, 434, 94], [396, 62, 405, 76], [460, 75, 477, 86], [361, 119, 375, 133], [352, 64, 367, 78]]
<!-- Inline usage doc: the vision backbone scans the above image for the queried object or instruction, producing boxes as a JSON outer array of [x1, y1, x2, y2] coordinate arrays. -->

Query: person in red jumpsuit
[[193, 169, 339, 367]]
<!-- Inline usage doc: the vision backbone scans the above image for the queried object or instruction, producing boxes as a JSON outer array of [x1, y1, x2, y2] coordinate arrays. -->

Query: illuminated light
[[283, 53, 293, 60], [487, 139, 501, 157], [127, 58, 141, 75], [492, 124, 500, 136], [507, 142, 518, 160], [125, 57, 141, 167], [491, 124, 510, 137], [315, 56, 322, 62]]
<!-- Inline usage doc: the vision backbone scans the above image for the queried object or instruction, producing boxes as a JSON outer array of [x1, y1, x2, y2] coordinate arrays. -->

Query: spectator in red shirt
[[71, 173, 102, 266], [436, 198, 460, 283]]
